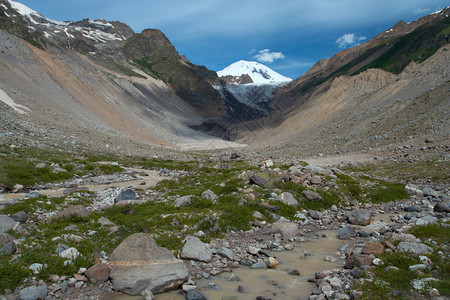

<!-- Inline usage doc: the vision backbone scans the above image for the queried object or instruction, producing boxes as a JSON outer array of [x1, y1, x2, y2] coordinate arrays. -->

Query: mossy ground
[[354, 222, 450, 299], [0, 145, 430, 294]]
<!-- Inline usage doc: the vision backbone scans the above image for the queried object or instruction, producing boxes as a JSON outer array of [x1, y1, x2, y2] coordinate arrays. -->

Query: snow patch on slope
[[218, 60, 291, 84], [0, 88, 31, 115]]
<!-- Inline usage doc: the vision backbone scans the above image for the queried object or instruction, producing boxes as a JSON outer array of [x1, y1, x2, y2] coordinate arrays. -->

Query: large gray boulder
[[345, 209, 371, 226], [201, 190, 217, 202], [278, 192, 298, 207], [396, 242, 433, 255], [181, 236, 213, 263], [0, 215, 21, 233], [114, 189, 136, 203], [271, 218, 300, 240], [51, 205, 91, 219], [18, 285, 48, 300], [110, 233, 188, 295], [338, 226, 357, 239]]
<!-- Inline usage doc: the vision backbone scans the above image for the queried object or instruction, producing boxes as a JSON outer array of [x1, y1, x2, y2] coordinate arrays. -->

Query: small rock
[[0, 215, 21, 233], [59, 247, 81, 260], [181, 236, 213, 263], [84, 263, 110, 283], [201, 190, 217, 202], [52, 206, 91, 219], [267, 257, 279, 268], [114, 189, 136, 203], [217, 247, 234, 261], [29, 263, 44, 274], [10, 211, 28, 223], [308, 210, 320, 219], [396, 242, 433, 255], [409, 264, 427, 271], [302, 190, 322, 201], [433, 203, 450, 213], [12, 184, 24, 193], [344, 254, 372, 269], [186, 290, 207, 300], [288, 270, 300, 276], [278, 192, 298, 207], [98, 217, 115, 226], [345, 209, 371, 226], [250, 262, 266, 269], [249, 175, 267, 187], [338, 226, 357, 239], [173, 195, 192, 208], [404, 206, 421, 212], [416, 216, 438, 226], [18, 285, 48, 300], [362, 242, 385, 255]]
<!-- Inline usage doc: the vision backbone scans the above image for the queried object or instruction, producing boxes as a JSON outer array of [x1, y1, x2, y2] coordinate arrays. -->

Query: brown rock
[[344, 254, 372, 269], [384, 241, 396, 251], [85, 263, 111, 283], [73, 274, 88, 282], [52, 205, 91, 219], [362, 242, 385, 255]]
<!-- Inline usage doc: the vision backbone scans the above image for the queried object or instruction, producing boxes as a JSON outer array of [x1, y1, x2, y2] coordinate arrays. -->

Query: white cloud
[[336, 33, 367, 49], [253, 49, 286, 63]]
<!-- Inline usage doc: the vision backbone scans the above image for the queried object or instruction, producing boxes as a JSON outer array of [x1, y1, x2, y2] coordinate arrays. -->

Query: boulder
[[308, 210, 320, 220], [59, 247, 81, 259], [181, 236, 213, 263], [84, 263, 111, 283], [416, 215, 438, 226], [114, 189, 136, 203], [338, 226, 357, 240], [110, 233, 188, 295], [217, 247, 234, 261], [18, 285, 48, 300], [1, 241, 16, 255], [433, 203, 450, 213], [10, 211, 28, 223], [278, 192, 297, 207], [98, 217, 115, 226], [249, 175, 267, 186], [0, 232, 14, 245], [201, 190, 217, 202], [421, 187, 437, 198], [344, 254, 372, 269], [302, 190, 322, 201], [405, 185, 424, 197], [362, 242, 385, 255], [52, 205, 91, 219], [396, 242, 433, 255], [271, 217, 300, 240], [172, 196, 192, 208], [345, 209, 371, 226], [0, 215, 21, 233]]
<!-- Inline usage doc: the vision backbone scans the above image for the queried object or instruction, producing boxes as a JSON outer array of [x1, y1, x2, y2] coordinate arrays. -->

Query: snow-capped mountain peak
[[217, 60, 292, 84]]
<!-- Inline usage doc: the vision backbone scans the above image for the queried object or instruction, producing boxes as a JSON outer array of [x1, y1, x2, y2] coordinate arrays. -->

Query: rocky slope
[[0, 0, 232, 152]]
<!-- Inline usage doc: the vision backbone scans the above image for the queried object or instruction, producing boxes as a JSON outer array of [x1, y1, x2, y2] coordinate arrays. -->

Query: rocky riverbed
[[0, 155, 449, 300]]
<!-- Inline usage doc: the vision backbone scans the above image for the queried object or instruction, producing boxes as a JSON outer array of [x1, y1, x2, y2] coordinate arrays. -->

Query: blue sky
[[17, 0, 448, 79]]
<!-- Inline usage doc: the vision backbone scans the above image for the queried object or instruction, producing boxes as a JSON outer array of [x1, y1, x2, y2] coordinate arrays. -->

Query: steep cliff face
[[124, 29, 225, 118]]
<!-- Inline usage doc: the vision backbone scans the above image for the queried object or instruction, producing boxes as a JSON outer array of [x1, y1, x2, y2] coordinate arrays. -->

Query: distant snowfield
[[0, 88, 31, 114]]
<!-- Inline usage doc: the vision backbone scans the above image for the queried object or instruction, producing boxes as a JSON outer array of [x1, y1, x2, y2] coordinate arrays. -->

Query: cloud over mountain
[[253, 49, 286, 63]]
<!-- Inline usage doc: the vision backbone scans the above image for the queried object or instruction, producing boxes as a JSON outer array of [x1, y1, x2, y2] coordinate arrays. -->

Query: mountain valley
[[0, 1, 449, 300]]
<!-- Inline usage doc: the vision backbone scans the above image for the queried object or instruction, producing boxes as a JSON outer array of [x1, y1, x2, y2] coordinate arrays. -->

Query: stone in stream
[[345, 209, 371, 226], [114, 189, 136, 203], [181, 236, 213, 263], [288, 270, 300, 276], [186, 290, 207, 300], [338, 226, 357, 239], [18, 285, 48, 300], [278, 192, 298, 207], [110, 233, 188, 295]]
